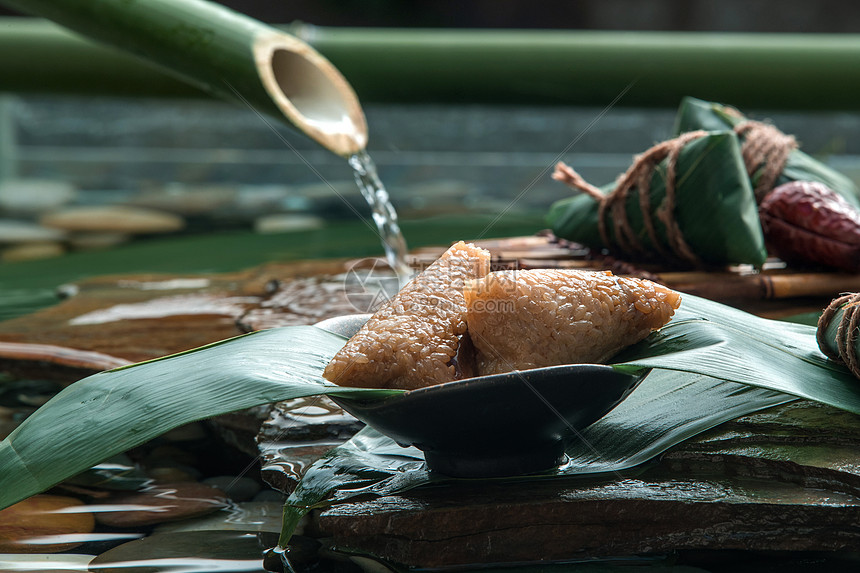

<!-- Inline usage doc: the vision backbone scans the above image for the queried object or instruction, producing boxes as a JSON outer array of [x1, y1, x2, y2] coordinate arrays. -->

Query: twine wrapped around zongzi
[[553, 130, 708, 266], [674, 97, 860, 207], [817, 293, 860, 379], [732, 119, 797, 202], [548, 130, 767, 268]]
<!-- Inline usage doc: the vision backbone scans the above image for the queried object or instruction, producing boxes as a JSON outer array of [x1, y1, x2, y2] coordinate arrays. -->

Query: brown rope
[[552, 130, 709, 266], [817, 293, 860, 378], [702, 106, 797, 201], [733, 120, 798, 202]]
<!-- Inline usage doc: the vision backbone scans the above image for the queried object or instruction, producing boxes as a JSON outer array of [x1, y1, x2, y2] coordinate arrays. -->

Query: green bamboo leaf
[[614, 294, 860, 414], [561, 371, 791, 471], [0, 326, 401, 510], [278, 427, 429, 546]]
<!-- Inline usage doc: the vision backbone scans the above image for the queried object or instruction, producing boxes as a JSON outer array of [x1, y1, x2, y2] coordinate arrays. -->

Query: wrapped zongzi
[[548, 130, 767, 268]]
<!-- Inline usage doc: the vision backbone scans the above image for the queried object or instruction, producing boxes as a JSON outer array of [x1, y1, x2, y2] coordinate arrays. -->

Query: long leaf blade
[[0, 326, 399, 509], [562, 371, 790, 472], [614, 294, 860, 414]]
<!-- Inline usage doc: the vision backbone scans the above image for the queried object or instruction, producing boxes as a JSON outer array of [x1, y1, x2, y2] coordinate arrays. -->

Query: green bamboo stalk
[[0, 3, 367, 156], [3, 18, 860, 110], [0, 18, 203, 98], [310, 28, 860, 110]]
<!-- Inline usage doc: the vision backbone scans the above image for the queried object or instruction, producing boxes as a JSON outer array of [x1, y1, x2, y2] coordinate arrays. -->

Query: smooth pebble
[[40, 206, 184, 234], [0, 495, 94, 553]]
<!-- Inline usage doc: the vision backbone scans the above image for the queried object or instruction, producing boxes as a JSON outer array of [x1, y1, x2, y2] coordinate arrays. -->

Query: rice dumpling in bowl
[[464, 269, 682, 375], [323, 240, 491, 390], [324, 246, 681, 388], [324, 241, 681, 477]]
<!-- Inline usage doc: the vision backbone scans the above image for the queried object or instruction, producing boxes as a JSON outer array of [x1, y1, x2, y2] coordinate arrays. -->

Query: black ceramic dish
[[316, 314, 648, 478]]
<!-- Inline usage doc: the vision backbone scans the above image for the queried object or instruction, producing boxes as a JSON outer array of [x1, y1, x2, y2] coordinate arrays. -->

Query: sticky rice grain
[[464, 269, 681, 375], [323, 241, 491, 389]]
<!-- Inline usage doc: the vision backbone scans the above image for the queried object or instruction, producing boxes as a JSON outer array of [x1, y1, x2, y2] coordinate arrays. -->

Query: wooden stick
[[0, 342, 131, 371], [661, 271, 860, 300]]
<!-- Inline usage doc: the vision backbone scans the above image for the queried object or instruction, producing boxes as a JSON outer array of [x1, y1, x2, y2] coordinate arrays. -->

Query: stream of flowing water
[[348, 150, 414, 286]]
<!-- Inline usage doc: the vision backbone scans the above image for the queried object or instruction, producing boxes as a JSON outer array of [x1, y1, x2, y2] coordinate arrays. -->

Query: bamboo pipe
[[5, 19, 860, 110], [0, 18, 203, 98], [0, 2, 367, 156]]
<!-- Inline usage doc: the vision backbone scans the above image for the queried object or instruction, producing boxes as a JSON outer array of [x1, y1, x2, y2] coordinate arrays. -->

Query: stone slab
[[313, 402, 860, 567]]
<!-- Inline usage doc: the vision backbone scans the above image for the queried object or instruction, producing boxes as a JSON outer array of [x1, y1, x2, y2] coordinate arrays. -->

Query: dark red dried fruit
[[759, 181, 860, 272]]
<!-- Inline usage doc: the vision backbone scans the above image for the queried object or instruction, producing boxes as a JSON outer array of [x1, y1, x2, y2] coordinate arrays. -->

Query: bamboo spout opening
[[256, 33, 368, 156]]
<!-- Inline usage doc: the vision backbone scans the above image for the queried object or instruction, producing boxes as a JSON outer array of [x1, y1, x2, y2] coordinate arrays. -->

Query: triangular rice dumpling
[[548, 131, 767, 267], [323, 241, 490, 390], [464, 269, 681, 375]]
